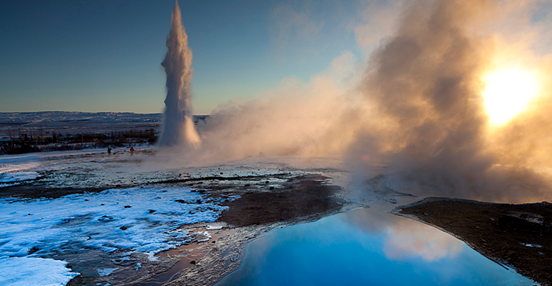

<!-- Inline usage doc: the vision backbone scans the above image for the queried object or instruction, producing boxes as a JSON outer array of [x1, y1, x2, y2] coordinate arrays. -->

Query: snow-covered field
[[0, 149, 240, 286], [0, 172, 39, 187], [0, 111, 208, 138], [0, 257, 78, 286], [0, 112, 161, 138], [0, 138, 353, 286]]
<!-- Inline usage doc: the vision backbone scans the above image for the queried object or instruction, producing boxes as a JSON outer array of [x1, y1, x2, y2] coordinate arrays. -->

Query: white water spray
[[158, 1, 201, 148]]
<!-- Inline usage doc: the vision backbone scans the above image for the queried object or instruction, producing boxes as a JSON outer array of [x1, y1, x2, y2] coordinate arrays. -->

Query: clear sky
[[0, 0, 368, 115]]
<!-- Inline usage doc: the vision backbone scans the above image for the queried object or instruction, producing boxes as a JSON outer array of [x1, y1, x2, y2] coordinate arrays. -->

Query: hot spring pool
[[216, 206, 533, 286]]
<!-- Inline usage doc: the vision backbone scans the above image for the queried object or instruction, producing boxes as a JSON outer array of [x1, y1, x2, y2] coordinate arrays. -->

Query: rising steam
[[158, 1, 200, 148], [157, 0, 552, 202], [347, 0, 552, 202]]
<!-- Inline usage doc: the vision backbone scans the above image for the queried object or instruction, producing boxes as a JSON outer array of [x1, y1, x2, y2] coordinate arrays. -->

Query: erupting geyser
[[158, 1, 201, 148]]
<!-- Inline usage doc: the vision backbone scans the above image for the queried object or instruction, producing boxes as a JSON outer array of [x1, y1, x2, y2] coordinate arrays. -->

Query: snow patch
[[97, 267, 118, 277], [194, 231, 212, 242], [0, 154, 41, 173], [0, 186, 236, 262], [0, 171, 39, 183], [0, 257, 78, 286], [520, 243, 542, 248]]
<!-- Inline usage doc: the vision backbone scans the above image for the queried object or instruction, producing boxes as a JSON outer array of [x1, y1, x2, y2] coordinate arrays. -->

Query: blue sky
[[0, 0, 366, 114]]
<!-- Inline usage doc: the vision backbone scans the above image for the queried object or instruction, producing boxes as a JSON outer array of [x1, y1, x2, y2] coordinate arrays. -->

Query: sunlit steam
[[153, 0, 552, 203], [344, 0, 552, 202], [158, 1, 201, 148], [483, 69, 539, 125]]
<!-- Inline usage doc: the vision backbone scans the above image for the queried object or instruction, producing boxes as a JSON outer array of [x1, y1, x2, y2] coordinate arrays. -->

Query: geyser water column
[[158, 1, 201, 148]]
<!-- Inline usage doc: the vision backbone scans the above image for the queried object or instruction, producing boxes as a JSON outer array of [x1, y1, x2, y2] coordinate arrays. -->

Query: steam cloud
[[161, 0, 552, 202], [347, 0, 552, 202], [158, 1, 200, 148]]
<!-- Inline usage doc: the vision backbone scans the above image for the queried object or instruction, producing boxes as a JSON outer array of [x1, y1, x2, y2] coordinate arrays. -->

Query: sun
[[482, 68, 539, 125]]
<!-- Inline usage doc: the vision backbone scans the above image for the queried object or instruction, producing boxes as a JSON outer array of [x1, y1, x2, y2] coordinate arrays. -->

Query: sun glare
[[482, 68, 539, 125]]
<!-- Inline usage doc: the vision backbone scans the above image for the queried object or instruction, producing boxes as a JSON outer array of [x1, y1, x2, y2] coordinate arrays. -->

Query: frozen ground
[[0, 111, 209, 138], [0, 111, 160, 138], [0, 185, 236, 285], [0, 148, 249, 286], [0, 146, 403, 286], [0, 172, 39, 187], [0, 257, 78, 286]]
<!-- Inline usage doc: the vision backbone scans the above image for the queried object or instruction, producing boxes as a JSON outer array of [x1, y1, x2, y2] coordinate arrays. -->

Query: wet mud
[[220, 174, 344, 227]]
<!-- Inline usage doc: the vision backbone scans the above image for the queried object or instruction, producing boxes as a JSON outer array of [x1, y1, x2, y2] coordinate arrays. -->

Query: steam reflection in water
[[217, 206, 532, 286]]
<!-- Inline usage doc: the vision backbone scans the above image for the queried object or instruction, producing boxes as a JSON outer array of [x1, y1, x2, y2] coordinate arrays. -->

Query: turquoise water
[[217, 206, 533, 286]]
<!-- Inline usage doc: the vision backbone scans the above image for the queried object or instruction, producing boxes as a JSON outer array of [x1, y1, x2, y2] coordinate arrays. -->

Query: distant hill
[[0, 111, 208, 138]]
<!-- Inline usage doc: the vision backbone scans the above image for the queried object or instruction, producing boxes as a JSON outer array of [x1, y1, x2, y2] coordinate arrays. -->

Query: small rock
[[190, 260, 196, 265], [28, 246, 39, 255], [99, 215, 114, 222], [148, 209, 156, 213], [120, 226, 128, 230], [124, 205, 131, 209]]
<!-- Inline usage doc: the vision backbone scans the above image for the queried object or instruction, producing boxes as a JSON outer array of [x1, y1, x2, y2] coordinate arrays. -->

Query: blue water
[[217, 207, 533, 286]]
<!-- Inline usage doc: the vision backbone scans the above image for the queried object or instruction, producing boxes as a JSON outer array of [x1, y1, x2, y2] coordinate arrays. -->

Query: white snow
[[97, 268, 118, 277], [0, 149, 112, 175], [0, 257, 78, 286], [194, 231, 212, 243], [0, 154, 41, 173], [206, 225, 223, 230], [0, 171, 40, 187], [0, 171, 39, 183], [520, 243, 542, 248], [0, 171, 40, 188], [0, 185, 236, 278]]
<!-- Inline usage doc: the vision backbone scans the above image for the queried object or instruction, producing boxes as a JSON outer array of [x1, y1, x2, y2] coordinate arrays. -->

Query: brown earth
[[219, 174, 344, 227], [393, 198, 552, 286]]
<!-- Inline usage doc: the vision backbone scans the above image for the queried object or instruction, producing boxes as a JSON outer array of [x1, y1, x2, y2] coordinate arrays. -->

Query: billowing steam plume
[[158, 1, 200, 148], [347, 0, 552, 202], [155, 0, 552, 202]]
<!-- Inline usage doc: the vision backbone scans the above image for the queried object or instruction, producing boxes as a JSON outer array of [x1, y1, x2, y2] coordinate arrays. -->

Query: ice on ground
[[0, 185, 235, 261], [0, 171, 40, 188], [520, 243, 542, 248], [0, 171, 39, 183], [97, 268, 118, 277], [0, 154, 41, 173], [0, 257, 78, 286], [0, 149, 111, 174], [193, 231, 212, 243], [206, 225, 223, 230]]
